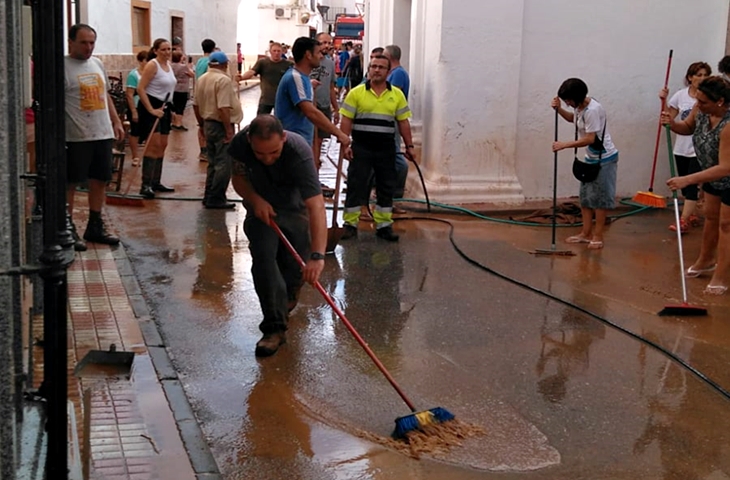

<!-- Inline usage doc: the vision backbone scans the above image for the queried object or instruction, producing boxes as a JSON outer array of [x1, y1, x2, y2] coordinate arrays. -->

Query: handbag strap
[[574, 101, 607, 162]]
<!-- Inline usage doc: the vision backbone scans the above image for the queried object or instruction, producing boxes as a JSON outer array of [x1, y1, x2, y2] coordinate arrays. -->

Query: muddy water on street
[[107, 86, 730, 479]]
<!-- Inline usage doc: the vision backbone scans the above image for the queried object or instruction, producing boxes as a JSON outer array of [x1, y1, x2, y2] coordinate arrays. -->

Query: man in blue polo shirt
[[274, 36, 349, 148]]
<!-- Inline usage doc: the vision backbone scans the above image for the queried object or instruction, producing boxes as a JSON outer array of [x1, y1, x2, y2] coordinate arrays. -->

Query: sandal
[[686, 264, 716, 278], [587, 240, 604, 250], [704, 284, 728, 296], [566, 235, 590, 244], [668, 219, 690, 233], [131, 157, 140, 167]]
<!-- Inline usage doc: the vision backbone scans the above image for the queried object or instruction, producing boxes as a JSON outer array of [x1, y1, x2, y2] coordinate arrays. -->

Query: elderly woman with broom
[[664, 76, 730, 295]]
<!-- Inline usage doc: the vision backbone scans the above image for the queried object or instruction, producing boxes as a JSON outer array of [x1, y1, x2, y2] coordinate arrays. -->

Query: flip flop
[[587, 240, 604, 250], [685, 264, 716, 278], [566, 235, 590, 244], [704, 284, 728, 296]]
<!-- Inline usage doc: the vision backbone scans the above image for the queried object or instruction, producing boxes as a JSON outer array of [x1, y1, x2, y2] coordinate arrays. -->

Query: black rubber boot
[[83, 211, 120, 246], [139, 157, 156, 199], [375, 225, 399, 242], [151, 158, 175, 192]]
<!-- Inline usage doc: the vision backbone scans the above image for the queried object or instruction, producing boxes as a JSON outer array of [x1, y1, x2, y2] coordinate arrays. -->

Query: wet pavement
[[105, 86, 730, 479]]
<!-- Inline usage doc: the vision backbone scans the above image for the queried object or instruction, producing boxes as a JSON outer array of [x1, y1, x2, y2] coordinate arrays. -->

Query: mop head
[[393, 407, 455, 439], [632, 190, 666, 208], [658, 304, 708, 316]]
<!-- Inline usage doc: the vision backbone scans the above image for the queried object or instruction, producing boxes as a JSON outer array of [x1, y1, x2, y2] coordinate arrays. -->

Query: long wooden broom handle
[[649, 49, 673, 192], [270, 220, 418, 412]]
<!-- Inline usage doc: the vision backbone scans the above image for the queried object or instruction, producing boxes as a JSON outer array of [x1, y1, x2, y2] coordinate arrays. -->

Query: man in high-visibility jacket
[[339, 54, 415, 242]]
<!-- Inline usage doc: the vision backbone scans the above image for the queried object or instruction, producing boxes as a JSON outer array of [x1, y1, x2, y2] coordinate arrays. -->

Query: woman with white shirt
[[137, 38, 177, 198], [552, 78, 619, 250], [660, 62, 711, 232]]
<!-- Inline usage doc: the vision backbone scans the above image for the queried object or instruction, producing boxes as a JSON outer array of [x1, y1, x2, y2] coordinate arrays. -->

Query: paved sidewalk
[[33, 212, 199, 479]]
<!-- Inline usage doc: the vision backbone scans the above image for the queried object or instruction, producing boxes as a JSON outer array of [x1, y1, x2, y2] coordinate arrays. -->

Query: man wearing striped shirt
[[274, 36, 349, 147], [339, 55, 415, 242]]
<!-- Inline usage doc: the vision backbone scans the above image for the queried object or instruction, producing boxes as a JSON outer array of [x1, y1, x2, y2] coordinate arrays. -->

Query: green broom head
[[393, 407, 455, 439]]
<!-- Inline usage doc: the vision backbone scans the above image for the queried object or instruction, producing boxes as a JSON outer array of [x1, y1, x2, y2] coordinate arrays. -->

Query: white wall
[[87, 0, 239, 56], [324, 0, 358, 11], [373, 0, 730, 204], [416, 0, 526, 203], [514, 0, 729, 200], [254, 5, 314, 54]]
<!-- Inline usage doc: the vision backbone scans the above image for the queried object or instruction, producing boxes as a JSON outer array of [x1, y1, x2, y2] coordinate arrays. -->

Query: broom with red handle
[[269, 220, 455, 438], [633, 49, 673, 208]]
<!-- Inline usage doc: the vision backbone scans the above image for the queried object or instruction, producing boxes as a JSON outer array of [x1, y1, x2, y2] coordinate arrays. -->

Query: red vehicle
[[333, 14, 364, 50]]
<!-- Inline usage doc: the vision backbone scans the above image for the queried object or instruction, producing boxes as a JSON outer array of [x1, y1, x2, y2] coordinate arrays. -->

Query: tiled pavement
[[32, 226, 197, 479]]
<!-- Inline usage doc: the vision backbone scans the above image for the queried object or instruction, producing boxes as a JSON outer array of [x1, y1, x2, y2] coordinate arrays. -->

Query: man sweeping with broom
[[228, 115, 327, 357]]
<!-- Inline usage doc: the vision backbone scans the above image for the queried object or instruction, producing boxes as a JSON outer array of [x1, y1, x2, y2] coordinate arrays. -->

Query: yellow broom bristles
[[632, 191, 667, 208], [414, 410, 436, 428]]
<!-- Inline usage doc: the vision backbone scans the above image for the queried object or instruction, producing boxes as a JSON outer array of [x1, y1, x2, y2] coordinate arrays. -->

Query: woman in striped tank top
[[137, 38, 177, 198], [665, 76, 730, 295]]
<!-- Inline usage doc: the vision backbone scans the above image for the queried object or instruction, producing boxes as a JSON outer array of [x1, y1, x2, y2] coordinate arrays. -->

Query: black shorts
[[138, 94, 173, 140], [172, 91, 189, 115], [702, 182, 730, 206], [66, 139, 114, 183], [316, 105, 332, 139]]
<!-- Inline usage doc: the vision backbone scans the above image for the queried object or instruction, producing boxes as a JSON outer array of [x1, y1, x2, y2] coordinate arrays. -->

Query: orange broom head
[[632, 190, 666, 208]]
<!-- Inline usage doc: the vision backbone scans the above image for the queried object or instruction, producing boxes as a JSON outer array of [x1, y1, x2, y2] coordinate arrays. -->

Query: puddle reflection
[[536, 256, 607, 405], [192, 210, 234, 312]]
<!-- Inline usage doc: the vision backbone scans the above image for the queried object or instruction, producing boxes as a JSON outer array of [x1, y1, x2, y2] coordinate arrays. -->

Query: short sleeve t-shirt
[[575, 98, 618, 163], [338, 51, 349, 72], [64, 56, 114, 142], [668, 87, 697, 157], [275, 68, 314, 145], [311, 55, 336, 108], [172, 62, 191, 92], [387, 66, 410, 99], [195, 57, 209, 79], [126, 68, 141, 107], [252, 58, 293, 106], [228, 128, 321, 213]]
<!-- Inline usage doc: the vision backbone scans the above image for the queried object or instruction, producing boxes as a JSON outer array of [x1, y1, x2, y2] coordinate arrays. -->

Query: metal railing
[[0, 0, 68, 477]]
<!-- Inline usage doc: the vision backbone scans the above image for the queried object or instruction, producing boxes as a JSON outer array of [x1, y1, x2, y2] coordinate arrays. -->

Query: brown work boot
[[83, 217, 120, 246], [255, 331, 286, 357], [70, 222, 87, 252]]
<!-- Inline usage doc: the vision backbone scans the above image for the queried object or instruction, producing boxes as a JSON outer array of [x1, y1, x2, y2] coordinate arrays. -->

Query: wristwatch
[[406, 144, 415, 149], [310, 252, 325, 261]]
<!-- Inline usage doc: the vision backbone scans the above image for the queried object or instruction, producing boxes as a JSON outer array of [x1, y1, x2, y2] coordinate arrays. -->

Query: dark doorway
[[171, 15, 184, 50]]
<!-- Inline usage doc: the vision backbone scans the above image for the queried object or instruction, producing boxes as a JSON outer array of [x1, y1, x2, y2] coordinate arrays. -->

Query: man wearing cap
[[193, 51, 243, 209]]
